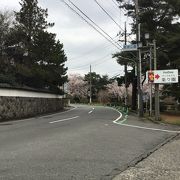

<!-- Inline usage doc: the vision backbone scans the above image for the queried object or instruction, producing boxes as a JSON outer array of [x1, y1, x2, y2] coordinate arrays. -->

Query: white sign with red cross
[[151, 69, 179, 84]]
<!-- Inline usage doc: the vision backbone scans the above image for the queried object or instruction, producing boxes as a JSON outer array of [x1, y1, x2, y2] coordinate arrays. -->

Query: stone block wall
[[0, 88, 65, 122]]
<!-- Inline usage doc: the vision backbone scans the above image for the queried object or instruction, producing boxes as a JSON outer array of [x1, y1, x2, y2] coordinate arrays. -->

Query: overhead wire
[[69, 35, 119, 61], [66, 0, 124, 48], [61, 0, 123, 51], [68, 52, 112, 70], [83, 0, 135, 58], [93, 0, 124, 31], [110, 0, 127, 15], [61, 0, 136, 72], [111, 0, 120, 8], [69, 53, 120, 71], [105, 0, 134, 44]]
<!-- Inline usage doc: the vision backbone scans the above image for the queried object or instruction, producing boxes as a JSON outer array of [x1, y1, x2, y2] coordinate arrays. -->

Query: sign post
[[148, 69, 179, 84], [147, 69, 179, 120]]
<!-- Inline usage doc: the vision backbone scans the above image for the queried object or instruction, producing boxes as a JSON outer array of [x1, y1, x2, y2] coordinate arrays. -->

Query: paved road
[[0, 105, 179, 180], [113, 134, 180, 180]]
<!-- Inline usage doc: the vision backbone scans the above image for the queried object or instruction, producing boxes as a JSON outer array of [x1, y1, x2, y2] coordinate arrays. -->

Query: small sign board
[[122, 44, 137, 52], [148, 69, 179, 84]]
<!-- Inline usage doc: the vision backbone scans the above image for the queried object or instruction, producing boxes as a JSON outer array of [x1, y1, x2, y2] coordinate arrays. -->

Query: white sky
[[0, 0, 134, 78]]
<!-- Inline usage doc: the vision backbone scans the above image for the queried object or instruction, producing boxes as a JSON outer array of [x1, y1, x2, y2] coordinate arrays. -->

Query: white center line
[[88, 107, 95, 114], [49, 116, 79, 124], [119, 123, 180, 133]]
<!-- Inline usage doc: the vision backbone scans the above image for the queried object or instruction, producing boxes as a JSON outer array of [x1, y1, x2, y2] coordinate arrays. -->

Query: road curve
[[0, 104, 177, 180]]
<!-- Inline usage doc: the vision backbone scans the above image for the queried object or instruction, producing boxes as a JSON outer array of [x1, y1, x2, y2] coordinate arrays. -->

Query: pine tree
[[31, 30, 67, 92], [0, 11, 16, 85], [5, 0, 67, 93], [116, 0, 180, 100], [15, 0, 54, 60]]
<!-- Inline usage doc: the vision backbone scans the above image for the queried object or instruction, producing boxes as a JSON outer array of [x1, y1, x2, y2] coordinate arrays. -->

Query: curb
[[101, 133, 179, 180]]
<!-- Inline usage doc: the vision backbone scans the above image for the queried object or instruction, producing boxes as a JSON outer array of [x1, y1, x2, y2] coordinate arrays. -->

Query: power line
[[61, 0, 122, 50], [111, 0, 120, 8], [94, 0, 124, 31], [107, 0, 134, 43], [68, 53, 112, 70], [69, 35, 119, 61], [93, 56, 114, 66], [111, 0, 127, 14], [69, 54, 119, 71], [66, 0, 123, 48], [61, 0, 136, 71]]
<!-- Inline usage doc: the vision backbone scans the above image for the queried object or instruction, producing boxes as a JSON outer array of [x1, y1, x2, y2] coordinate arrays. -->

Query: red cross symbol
[[155, 74, 160, 79]]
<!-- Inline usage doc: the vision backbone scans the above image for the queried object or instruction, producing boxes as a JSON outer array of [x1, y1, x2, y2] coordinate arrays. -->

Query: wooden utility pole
[[89, 65, 92, 104], [135, 0, 144, 117], [149, 46, 153, 116], [124, 22, 128, 107], [153, 40, 160, 120]]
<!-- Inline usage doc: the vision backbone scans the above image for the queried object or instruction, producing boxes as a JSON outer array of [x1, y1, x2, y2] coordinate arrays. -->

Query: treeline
[[0, 0, 67, 94], [68, 73, 131, 105]]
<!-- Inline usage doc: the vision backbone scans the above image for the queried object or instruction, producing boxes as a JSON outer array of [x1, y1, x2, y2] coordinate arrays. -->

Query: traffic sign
[[122, 44, 137, 51], [148, 69, 179, 84]]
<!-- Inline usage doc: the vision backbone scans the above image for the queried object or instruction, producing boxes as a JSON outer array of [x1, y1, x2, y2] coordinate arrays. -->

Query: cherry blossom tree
[[106, 81, 132, 105], [67, 73, 88, 102]]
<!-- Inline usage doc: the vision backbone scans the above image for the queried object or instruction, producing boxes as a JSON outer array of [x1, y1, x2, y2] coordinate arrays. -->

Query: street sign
[[148, 69, 179, 84], [122, 44, 137, 51]]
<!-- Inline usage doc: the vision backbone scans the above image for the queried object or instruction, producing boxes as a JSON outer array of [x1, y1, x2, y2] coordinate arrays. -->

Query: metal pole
[[153, 40, 160, 120], [89, 65, 92, 104]]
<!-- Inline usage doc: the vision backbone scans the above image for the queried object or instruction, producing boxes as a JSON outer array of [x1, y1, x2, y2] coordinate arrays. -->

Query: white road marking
[[88, 107, 95, 114], [49, 116, 79, 124], [88, 111, 93, 114], [112, 111, 122, 124], [118, 123, 180, 134], [39, 107, 78, 119], [108, 106, 180, 134]]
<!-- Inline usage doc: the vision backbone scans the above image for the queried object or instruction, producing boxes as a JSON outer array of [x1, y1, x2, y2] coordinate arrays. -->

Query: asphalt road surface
[[0, 104, 179, 180]]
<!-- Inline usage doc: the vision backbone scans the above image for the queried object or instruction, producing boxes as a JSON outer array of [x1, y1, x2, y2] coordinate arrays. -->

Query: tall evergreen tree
[[31, 30, 67, 91], [116, 0, 180, 100], [0, 11, 16, 85], [5, 0, 67, 93], [15, 0, 53, 57], [5, 0, 53, 85]]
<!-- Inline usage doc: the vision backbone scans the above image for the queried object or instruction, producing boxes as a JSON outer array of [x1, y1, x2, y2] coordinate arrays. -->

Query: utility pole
[[153, 40, 160, 120], [145, 33, 153, 116], [135, 0, 143, 117], [89, 65, 92, 104], [124, 22, 128, 107], [149, 46, 153, 116]]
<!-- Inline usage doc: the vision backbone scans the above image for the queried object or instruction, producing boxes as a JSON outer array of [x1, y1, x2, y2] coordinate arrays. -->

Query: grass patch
[[161, 113, 180, 125]]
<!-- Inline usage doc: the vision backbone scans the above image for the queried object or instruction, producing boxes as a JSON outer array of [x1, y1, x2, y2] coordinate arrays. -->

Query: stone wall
[[0, 88, 65, 122]]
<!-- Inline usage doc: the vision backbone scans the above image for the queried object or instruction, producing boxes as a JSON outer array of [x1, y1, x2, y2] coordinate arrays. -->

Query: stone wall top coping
[[0, 88, 64, 99]]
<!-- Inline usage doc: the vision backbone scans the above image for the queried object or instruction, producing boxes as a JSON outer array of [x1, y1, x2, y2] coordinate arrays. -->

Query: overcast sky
[[0, 0, 134, 77]]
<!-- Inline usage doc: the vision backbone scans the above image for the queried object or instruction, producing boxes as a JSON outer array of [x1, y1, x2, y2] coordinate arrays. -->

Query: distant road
[[0, 104, 178, 180]]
